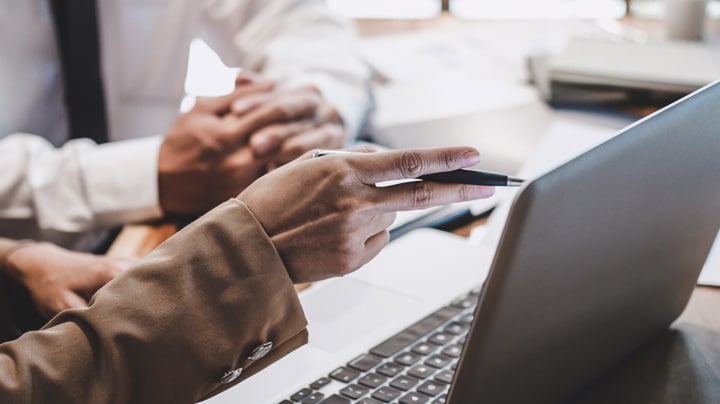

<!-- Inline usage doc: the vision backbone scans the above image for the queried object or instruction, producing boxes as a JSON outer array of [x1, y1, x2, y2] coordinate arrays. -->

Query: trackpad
[[300, 278, 421, 353]]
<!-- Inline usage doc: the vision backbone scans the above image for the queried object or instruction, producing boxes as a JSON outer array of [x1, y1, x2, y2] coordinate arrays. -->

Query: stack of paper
[[529, 38, 720, 107]]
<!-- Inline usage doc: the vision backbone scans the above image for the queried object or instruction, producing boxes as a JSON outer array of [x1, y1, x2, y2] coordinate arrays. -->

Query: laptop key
[[425, 354, 452, 369], [310, 377, 332, 390], [417, 381, 445, 397], [411, 342, 436, 356], [356, 398, 383, 404], [458, 313, 474, 325], [441, 344, 462, 358], [427, 332, 452, 346], [302, 392, 325, 404], [317, 395, 351, 404], [358, 373, 388, 389], [329, 367, 361, 383], [376, 362, 404, 377], [369, 306, 461, 358], [340, 384, 369, 399], [431, 394, 448, 403], [291, 387, 313, 401], [348, 353, 383, 372], [443, 322, 468, 336], [395, 351, 422, 366], [371, 386, 403, 402], [434, 369, 454, 384], [399, 391, 430, 404], [408, 364, 435, 379], [390, 374, 420, 391]]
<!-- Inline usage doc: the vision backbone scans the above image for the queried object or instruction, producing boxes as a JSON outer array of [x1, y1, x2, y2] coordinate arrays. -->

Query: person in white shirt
[[0, 0, 371, 250]]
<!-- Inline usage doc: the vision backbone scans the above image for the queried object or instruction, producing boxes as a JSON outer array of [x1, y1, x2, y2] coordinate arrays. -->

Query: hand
[[5, 243, 135, 319], [237, 146, 495, 284], [158, 80, 323, 216], [232, 86, 347, 165]]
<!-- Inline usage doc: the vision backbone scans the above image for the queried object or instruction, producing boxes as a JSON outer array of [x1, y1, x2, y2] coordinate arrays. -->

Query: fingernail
[[468, 186, 496, 200], [462, 149, 481, 166], [251, 136, 270, 155], [232, 100, 252, 114]]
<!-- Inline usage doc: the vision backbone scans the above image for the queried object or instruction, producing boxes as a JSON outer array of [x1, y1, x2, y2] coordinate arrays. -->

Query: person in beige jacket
[[0, 147, 494, 403]]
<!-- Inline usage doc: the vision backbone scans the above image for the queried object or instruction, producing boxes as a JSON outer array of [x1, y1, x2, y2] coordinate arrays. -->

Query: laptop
[[206, 81, 720, 404]]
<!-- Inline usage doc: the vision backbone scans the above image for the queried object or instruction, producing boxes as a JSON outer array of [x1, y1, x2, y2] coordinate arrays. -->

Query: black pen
[[312, 150, 524, 187]]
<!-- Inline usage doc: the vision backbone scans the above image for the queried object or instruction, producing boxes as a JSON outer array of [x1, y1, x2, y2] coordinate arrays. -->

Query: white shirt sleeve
[[0, 134, 163, 243], [198, 0, 373, 140]]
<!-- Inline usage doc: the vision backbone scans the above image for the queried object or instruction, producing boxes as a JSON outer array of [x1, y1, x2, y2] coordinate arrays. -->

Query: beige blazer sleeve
[[0, 199, 308, 403]]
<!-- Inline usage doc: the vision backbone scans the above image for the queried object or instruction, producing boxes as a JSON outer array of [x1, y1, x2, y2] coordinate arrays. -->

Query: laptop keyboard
[[279, 287, 482, 404]]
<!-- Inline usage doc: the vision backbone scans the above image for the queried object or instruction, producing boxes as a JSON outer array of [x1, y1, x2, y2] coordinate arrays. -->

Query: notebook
[[206, 80, 720, 403]]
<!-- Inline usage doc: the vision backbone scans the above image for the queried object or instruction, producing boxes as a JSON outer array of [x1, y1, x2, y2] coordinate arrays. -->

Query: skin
[[158, 74, 347, 217], [5, 146, 493, 324], [239, 146, 495, 283], [5, 243, 135, 319]]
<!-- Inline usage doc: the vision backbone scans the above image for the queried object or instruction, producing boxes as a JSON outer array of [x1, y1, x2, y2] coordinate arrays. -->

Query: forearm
[[0, 200, 308, 403], [0, 134, 163, 244], [0, 239, 23, 270]]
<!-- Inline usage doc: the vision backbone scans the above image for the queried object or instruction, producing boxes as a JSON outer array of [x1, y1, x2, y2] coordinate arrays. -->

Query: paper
[[547, 38, 720, 92], [699, 231, 720, 287]]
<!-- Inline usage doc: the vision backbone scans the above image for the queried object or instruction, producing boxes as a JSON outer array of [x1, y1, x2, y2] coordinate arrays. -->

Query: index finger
[[348, 147, 483, 185]]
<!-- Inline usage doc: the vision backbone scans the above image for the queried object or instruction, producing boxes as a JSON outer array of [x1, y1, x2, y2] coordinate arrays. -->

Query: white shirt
[[0, 0, 371, 249]]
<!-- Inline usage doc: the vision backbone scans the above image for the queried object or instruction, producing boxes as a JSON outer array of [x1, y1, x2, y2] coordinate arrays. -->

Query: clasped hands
[[158, 73, 346, 216]]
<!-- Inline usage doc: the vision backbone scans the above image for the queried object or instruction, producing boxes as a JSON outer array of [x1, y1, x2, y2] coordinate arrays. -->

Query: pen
[[312, 150, 524, 187]]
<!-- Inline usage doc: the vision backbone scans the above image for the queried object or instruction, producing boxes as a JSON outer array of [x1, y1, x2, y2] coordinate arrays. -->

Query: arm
[[0, 200, 308, 403], [199, 0, 372, 139], [0, 134, 162, 244], [0, 146, 493, 403]]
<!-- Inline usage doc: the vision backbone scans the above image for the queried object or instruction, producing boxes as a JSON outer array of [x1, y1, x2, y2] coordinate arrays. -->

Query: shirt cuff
[[80, 136, 164, 227]]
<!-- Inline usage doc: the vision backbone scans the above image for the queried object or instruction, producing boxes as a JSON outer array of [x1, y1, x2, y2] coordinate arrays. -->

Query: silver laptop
[[207, 82, 720, 404]]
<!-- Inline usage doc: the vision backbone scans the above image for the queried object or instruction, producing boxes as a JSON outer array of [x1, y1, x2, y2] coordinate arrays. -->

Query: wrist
[[1, 240, 35, 277], [4, 241, 41, 283]]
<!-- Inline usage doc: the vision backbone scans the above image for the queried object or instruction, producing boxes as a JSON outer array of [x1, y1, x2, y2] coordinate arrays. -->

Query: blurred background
[[185, 0, 720, 177]]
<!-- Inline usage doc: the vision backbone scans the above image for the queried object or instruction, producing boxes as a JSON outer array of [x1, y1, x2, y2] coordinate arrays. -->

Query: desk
[[111, 13, 720, 403], [365, 15, 720, 402]]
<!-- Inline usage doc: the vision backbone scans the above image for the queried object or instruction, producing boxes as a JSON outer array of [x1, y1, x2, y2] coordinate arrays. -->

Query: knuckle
[[397, 150, 425, 179], [457, 184, 469, 202], [442, 150, 461, 171], [269, 102, 293, 120], [411, 181, 434, 208]]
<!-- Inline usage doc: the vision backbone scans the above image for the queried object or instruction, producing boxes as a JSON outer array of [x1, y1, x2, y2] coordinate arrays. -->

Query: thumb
[[61, 291, 89, 310]]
